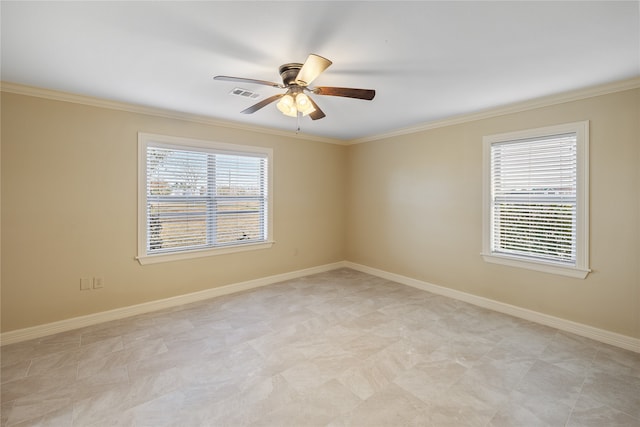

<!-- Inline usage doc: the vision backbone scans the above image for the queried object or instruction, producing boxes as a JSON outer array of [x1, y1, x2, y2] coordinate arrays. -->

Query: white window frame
[[137, 133, 273, 265], [482, 121, 590, 279]]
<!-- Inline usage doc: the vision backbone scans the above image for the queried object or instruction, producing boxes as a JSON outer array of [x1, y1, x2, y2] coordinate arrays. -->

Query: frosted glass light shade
[[295, 93, 316, 116], [276, 94, 297, 117]]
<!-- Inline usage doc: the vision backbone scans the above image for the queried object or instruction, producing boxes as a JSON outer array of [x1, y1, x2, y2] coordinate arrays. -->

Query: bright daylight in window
[[137, 133, 273, 265], [482, 122, 590, 279]]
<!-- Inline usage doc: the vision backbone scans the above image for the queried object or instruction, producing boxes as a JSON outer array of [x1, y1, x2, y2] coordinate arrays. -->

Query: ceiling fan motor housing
[[279, 63, 303, 86]]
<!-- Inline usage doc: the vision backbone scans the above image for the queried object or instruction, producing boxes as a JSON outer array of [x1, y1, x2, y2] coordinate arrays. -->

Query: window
[[482, 122, 589, 278], [138, 133, 273, 265]]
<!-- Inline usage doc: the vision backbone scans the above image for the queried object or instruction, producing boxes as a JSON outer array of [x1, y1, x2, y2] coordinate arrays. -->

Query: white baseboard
[[3, 260, 638, 353], [344, 261, 640, 353], [0, 262, 346, 346]]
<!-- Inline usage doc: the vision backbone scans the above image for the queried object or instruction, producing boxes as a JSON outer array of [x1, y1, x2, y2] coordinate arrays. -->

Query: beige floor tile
[[581, 370, 640, 420], [567, 393, 640, 427], [1, 268, 639, 426]]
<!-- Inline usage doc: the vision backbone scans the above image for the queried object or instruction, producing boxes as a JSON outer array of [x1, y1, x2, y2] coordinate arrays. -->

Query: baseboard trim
[[344, 262, 640, 353], [3, 260, 638, 353], [0, 262, 346, 346]]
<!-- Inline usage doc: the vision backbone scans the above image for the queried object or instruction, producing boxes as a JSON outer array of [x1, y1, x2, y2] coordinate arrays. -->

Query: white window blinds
[[490, 133, 577, 265], [140, 137, 270, 261]]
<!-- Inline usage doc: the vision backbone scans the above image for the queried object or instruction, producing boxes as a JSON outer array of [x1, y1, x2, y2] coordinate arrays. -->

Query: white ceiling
[[2, 1, 639, 141]]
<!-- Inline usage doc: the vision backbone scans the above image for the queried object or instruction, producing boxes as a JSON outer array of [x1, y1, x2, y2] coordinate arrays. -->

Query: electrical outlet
[[80, 278, 92, 291], [93, 277, 104, 289]]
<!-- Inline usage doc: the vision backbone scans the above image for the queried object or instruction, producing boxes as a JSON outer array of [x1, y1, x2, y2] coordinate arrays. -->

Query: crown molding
[[3, 77, 638, 146], [347, 76, 640, 145], [0, 81, 346, 146]]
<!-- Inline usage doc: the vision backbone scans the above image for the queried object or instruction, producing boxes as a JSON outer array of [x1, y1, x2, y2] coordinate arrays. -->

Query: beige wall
[[1, 92, 347, 332], [2, 87, 639, 341], [347, 88, 640, 339]]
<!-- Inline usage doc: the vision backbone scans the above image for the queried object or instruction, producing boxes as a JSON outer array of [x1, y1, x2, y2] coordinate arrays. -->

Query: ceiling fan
[[214, 54, 375, 120]]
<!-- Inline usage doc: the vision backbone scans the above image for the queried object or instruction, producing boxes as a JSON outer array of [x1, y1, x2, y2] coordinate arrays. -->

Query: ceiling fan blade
[[313, 87, 376, 100], [241, 94, 284, 114], [214, 75, 283, 88], [295, 54, 332, 86], [307, 97, 326, 120]]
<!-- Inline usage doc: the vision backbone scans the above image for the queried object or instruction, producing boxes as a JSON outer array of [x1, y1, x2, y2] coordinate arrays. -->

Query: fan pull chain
[[296, 111, 301, 133]]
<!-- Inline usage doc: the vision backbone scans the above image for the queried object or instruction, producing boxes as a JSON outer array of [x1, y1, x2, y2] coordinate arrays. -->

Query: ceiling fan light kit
[[214, 54, 375, 121], [277, 89, 316, 117]]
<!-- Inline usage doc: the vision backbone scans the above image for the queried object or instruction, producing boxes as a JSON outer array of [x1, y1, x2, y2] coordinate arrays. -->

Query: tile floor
[[1, 268, 639, 426]]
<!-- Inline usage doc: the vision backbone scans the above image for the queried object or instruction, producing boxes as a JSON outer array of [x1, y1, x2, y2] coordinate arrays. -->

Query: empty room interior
[[1, 1, 639, 426]]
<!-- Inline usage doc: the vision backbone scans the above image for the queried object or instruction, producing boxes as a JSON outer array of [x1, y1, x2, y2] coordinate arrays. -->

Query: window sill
[[137, 241, 275, 265], [481, 253, 590, 279]]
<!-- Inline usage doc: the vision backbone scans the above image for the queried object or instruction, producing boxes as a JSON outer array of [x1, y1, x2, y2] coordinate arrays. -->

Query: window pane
[[215, 155, 265, 197], [493, 202, 576, 262], [217, 213, 264, 244], [148, 201, 207, 251], [147, 148, 208, 196]]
